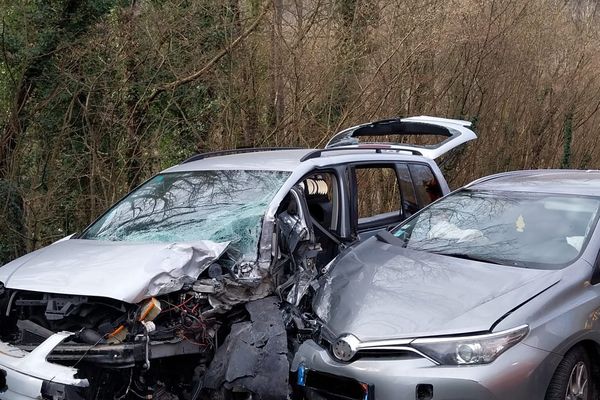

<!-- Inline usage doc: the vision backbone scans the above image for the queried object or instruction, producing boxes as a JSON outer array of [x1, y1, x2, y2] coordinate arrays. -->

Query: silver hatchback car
[[292, 170, 600, 400]]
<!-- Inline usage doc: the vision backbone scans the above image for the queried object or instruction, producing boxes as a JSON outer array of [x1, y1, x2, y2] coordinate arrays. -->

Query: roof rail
[[181, 147, 304, 164], [325, 115, 476, 159], [300, 146, 422, 162]]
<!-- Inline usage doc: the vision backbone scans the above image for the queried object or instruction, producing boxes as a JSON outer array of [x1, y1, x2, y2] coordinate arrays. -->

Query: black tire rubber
[[545, 346, 593, 400]]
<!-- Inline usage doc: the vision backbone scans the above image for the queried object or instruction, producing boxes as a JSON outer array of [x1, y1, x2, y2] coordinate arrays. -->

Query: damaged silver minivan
[[0, 116, 476, 400]]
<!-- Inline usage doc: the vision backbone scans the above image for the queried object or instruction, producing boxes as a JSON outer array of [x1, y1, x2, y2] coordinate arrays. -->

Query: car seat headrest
[[305, 178, 328, 197]]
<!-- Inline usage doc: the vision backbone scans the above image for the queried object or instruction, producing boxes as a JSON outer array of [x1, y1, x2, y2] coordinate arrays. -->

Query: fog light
[[416, 384, 433, 400]]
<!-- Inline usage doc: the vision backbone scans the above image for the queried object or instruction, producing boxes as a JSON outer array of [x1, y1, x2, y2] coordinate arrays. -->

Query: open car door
[[325, 115, 476, 159]]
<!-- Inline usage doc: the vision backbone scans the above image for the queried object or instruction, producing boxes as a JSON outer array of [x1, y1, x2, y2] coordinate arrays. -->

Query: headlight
[[411, 325, 529, 365], [332, 333, 361, 362]]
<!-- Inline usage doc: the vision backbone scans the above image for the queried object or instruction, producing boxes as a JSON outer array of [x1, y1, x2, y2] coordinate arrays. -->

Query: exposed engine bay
[[0, 290, 312, 400], [1, 286, 212, 397], [0, 184, 333, 400]]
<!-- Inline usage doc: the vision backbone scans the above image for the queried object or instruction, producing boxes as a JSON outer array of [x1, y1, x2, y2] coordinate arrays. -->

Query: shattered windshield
[[81, 170, 291, 259], [392, 190, 600, 269]]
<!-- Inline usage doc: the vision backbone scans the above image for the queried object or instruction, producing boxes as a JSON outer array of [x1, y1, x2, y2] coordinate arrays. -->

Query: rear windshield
[[392, 189, 600, 269], [81, 170, 291, 259]]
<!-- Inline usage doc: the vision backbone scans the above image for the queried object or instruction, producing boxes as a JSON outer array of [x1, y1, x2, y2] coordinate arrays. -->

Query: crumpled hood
[[314, 237, 561, 341], [0, 239, 229, 303]]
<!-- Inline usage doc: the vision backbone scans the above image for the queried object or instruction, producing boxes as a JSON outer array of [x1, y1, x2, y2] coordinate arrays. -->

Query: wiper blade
[[375, 230, 406, 247], [437, 252, 503, 265]]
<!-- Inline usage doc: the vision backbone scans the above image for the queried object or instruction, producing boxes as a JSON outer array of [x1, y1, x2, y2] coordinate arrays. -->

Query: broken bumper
[[0, 330, 203, 399], [291, 340, 562, 400], [0, 332, 88, 400]]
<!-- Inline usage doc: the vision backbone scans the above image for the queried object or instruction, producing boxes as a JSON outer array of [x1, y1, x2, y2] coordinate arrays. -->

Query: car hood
[[0, 239, 229, 303], [313, 237, 562, 341]]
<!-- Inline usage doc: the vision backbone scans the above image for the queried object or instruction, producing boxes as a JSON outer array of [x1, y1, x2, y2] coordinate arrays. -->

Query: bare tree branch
[[146, 2, 271, 104]]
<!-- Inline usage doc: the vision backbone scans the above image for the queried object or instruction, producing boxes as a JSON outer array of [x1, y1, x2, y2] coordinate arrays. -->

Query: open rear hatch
[[325, 115, 477, 159]]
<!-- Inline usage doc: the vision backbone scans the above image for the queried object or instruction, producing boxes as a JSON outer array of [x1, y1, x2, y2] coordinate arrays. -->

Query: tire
[[545, 346, 593, 400]]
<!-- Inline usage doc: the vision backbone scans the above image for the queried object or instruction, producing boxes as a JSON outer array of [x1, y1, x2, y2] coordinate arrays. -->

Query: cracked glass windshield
[[393, 190, 600, 269], [82, 170, 291, 259]]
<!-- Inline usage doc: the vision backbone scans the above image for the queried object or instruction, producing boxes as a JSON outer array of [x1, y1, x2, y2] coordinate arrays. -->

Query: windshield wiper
[[436, 252, 503, 265], [375, 230, 407, 247]]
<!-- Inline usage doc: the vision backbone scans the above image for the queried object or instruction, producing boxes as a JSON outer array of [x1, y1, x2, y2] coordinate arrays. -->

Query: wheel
[[545, 346, 592, 400]]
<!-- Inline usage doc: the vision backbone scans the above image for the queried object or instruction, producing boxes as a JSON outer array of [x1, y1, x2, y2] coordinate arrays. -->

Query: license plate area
[[296, 365, 374, 400]]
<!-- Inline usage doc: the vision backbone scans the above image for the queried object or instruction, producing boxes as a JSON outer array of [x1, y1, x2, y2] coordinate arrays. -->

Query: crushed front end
[[0, 285, 221, 399], [0, 173, 335, 399], [0, 239, 300, 400]]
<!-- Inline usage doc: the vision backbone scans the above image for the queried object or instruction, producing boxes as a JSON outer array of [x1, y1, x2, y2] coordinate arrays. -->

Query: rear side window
[[397, 164, 418, 217], [354, 166, 401, 223], [409, 164, 443, 207]]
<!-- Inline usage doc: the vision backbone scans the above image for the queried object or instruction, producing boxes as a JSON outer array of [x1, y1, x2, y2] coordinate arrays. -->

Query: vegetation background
[[1, 0, 600, 263]]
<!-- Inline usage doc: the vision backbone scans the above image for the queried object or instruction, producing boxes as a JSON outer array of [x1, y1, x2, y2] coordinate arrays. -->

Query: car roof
[[161, 115, 478, 174], [162, 148, 434, 173], [468, 169, 600, 196], [164, 149, 314, 172]]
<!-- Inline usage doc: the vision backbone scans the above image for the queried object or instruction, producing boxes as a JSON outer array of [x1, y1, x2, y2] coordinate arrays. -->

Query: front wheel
[[545, 346, 592, 400]]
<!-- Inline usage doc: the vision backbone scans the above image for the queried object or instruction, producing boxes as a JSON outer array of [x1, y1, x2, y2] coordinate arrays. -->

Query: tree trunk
[[122, 1, 146, 190], [269, 0, 285, 133]]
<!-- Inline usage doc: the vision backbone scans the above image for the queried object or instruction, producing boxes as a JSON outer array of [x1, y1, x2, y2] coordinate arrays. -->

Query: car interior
[[302, 173, 341, 266]]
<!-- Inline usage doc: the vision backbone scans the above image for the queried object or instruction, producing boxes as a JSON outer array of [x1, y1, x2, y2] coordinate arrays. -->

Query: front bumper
[[0, 332, 88, 400], [0, 331, 203, 399], [291, 340, 562, 400]]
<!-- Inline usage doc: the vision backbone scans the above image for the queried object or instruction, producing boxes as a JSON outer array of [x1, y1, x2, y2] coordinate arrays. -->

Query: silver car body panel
[[494, 244, 600, 356], [0, 332, 87, 399], [467, 169, 600, 195], [0, 239, 228, 303], [313, 242, 562, 341]]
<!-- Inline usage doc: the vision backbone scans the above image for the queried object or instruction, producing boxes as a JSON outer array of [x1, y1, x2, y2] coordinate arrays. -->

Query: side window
[[301, 171, 342, 265], [302, 172, 339, 232], [354, 166, 402, 227], [409, 164, 444, 207], [397, 163, 418, 218]]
